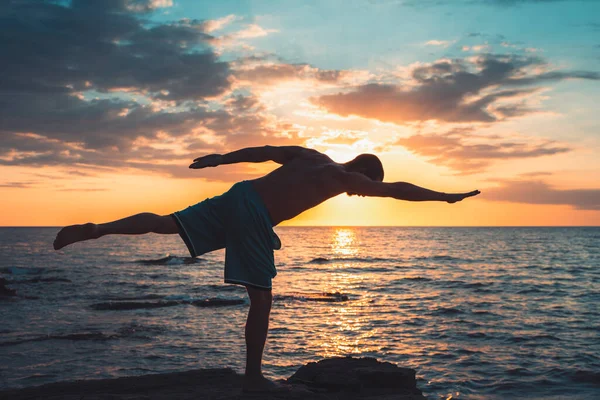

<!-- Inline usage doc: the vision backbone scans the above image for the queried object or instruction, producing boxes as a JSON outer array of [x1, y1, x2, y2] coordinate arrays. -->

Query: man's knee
[[154, 214, 179, 234], [247, 287, 272, 309]]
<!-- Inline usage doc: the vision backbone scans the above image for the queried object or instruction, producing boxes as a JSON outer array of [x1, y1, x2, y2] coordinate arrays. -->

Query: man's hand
[[445, 190, 480, 203], [190, 154, 223, 169]]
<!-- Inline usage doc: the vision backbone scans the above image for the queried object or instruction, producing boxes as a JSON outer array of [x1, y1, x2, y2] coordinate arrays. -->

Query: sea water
[[0, 227, 598, 399]]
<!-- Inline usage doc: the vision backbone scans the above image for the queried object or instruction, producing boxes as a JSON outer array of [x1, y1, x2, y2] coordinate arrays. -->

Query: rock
[[288, 357, 424, 398], [0, 277, 17, 297], [0, 357, 426, 400]]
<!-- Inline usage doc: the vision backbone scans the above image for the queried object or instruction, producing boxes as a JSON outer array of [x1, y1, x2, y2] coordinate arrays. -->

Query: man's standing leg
[[243, 286, 277, 391]]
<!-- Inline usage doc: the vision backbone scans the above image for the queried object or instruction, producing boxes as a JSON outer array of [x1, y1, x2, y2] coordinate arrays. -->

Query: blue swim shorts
[[172, 181, 281, 291]]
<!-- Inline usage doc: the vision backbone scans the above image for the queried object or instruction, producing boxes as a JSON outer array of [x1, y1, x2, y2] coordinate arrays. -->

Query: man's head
[[344, 154, 384, 181]]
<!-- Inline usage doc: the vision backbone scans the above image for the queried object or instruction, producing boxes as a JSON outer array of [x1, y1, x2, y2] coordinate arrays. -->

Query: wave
[[506, 367, 535, 377], [0, 323, 167, 347], [443, 280, 495, 289], [0, 267, 46, 275], [508, 334, 562, 343], [275, 291, 350, 303], [103, 294, 165, 301], [115, 323, 165, 338], [204, 284, 246, 292], [0, 332, 113, 347], [307, 256, 392, 264], [91, 301, 180, 310], [456, 348, 483, 355], [429, 307, 464, 316], [20, 373, 58, 381], [191, 298, 245, 307], [133, 255, 204, 265], [467, 332, 488, 338], [90, 297, 246, 311], [18, 277, 72, 283], [572, 370, 600, 385], [391, 277, 494, 290], [413, 255, 479, 263], [400, 276, 432, 282], [516, 286, 545, 294]]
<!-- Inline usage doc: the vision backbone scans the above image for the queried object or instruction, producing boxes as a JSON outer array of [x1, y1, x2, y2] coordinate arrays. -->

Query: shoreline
[[0, 357, 426, 399]]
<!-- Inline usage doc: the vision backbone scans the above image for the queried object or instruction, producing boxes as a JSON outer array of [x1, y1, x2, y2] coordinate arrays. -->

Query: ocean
[[0, 227, 598, 399]]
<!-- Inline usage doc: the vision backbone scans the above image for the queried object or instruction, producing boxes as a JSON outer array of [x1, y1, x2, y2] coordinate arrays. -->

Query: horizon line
[[1, 225, 599, 228]]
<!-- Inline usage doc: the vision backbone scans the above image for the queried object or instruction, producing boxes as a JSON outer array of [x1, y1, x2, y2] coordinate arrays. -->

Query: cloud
[[126, 0, 173, 12], [227, 24, 278, 40], [0, 95, 300, 177], [212, 23, 279, 50], [425, 40, 455, 47], [308, 130, 369, 147], [462, 44, 491, 52], [313, 54, 599, 124], [395, 129, 571, 174], [235, 63, 346, 86], [0, 181, 40, 189], [484, 180, 600, 210], [201, 14, 238, 32]]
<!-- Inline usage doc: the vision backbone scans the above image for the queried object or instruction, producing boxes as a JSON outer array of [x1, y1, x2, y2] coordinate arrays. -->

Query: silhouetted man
[[53, 145, 479, 392]]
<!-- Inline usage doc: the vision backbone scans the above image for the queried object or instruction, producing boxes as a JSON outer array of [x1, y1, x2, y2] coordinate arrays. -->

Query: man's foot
[[242, 375, 288, 394], [53, 223, 99, 250]]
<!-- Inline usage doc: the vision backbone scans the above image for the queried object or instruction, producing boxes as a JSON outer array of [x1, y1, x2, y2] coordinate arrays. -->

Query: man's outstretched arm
[[342, 172, 480, 203], [190, 146, 312, 169]]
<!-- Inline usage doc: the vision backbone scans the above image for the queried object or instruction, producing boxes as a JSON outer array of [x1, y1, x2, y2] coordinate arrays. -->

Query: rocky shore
[[0, 357, 426, 399]]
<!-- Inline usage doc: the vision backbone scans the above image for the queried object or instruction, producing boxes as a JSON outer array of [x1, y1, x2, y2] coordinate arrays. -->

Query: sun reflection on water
[[331, 228, 358, 256], [314, 228, 379, 357]]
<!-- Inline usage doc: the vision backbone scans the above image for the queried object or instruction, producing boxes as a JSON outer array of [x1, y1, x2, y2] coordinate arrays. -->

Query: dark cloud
[[0, 1, 303, 182], [396, 129, 570, 174], [314, 54, 599, 124], [0, 99, 300, 178], [0, 0, 231, 153], [224, 94, 264, 112], [1, 1, 229, 100], [484, 180, 600, 210]]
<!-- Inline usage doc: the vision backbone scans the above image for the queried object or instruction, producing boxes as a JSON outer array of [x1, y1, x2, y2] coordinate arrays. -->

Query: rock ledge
[[0, 357, 426, 399]]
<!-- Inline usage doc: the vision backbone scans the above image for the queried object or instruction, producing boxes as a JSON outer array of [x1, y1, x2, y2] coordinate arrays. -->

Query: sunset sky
[[1, 0, 599, 226]]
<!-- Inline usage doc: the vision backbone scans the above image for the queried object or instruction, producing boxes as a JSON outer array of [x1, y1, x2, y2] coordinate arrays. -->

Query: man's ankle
[[244, 371, 264, 379]]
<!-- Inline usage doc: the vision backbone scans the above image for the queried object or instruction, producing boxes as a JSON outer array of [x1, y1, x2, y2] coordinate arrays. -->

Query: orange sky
[[1, 0, 599, 226]]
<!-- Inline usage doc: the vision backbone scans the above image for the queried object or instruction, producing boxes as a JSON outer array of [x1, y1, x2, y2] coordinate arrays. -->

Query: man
[[53, 145, 480, 392]]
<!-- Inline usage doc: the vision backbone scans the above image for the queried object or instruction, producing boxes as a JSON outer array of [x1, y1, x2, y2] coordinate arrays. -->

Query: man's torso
[[250, 151, 346, 225]]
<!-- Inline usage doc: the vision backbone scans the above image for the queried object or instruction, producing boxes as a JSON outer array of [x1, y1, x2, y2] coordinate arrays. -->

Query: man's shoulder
[[294, 146, 328, 158], [283, 147, 331, 163]]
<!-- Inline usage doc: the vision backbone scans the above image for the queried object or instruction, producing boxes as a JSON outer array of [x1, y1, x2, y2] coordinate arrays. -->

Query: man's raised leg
[[53, 213, 179, 250], [243, 286, 280, 392]]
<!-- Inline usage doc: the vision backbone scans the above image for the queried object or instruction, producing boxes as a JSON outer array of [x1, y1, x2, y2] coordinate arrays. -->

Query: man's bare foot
[[242, 375, 288, 393], [53, 223, 100, 250]]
